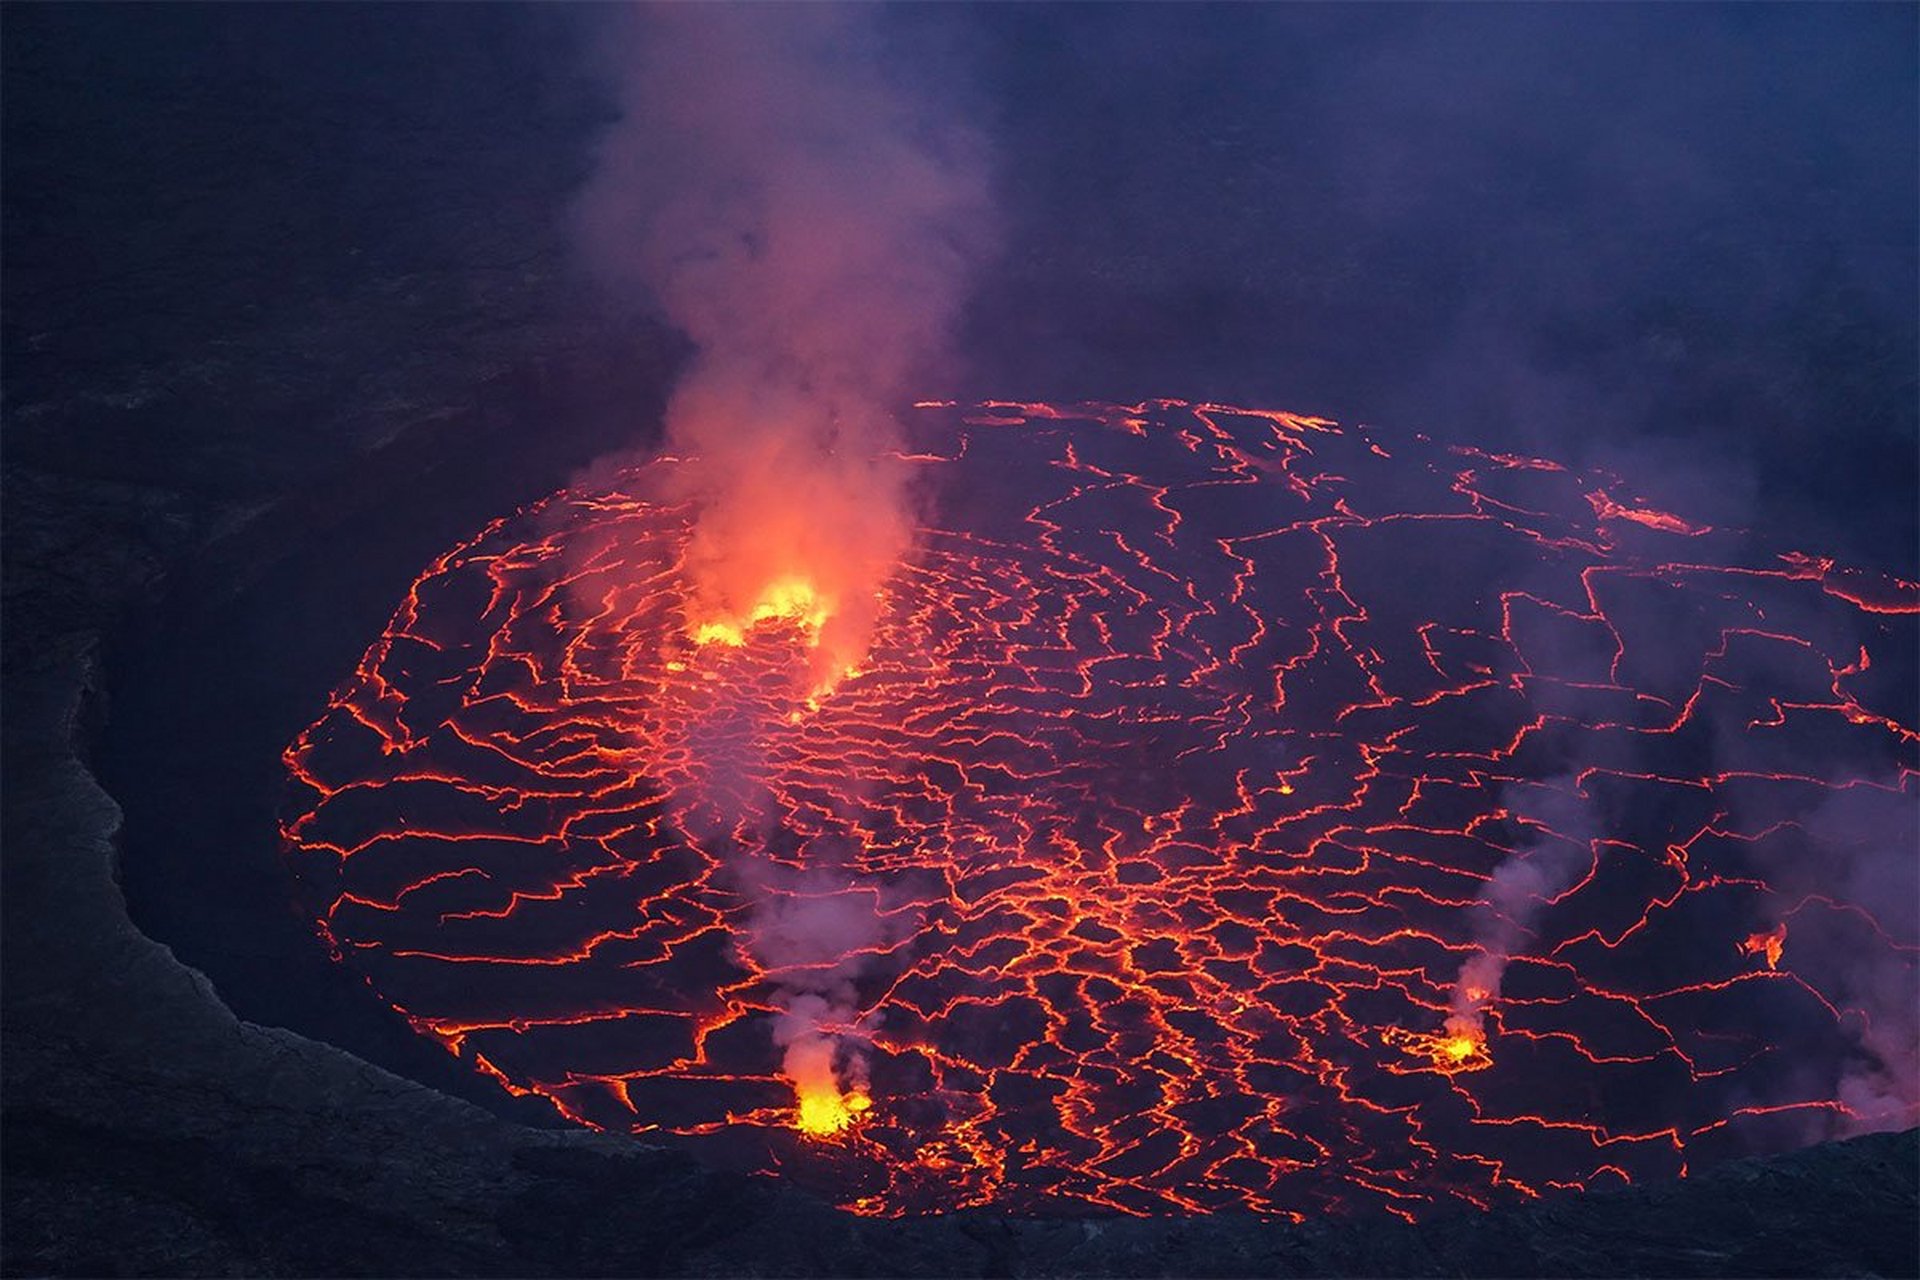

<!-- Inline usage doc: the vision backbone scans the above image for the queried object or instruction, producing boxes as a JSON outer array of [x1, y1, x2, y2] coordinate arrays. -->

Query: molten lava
[[692, 578, 832, 648], [797, 1084, 873, 1139], [1380, 1025, 1494, 1075], [284, 399, 1919, 1221], [1742, 923, 1788, 971]]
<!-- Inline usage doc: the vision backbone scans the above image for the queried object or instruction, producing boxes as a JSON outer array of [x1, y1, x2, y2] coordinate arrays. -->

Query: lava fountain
[[283, 399, 1918, 1221]]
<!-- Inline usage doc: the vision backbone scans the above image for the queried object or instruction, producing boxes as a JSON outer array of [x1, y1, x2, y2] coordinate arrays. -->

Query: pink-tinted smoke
[[569, 4, 993, 1128], [1447, 780, 1597, 1042], [572, 4, 997, 689]]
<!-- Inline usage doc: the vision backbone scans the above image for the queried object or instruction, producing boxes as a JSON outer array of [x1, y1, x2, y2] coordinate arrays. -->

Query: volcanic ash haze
[[573, 3, 997, 691], [570, 2, 994, 1137], [1447, 781, 1595, 1049], [289, 397, 1920, 1209]]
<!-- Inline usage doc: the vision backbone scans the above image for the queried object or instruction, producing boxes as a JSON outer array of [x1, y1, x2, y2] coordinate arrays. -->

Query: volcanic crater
[[278, 398, 1919, 1221]]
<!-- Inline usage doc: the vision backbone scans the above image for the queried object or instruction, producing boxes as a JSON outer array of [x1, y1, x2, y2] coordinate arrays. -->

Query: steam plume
[[572, 3, 990, 1128], [1446, 780, 1595, 1043], [746, 870, 913, 1135], [573, 3, 996, 687], [1774, 777, 1920, 1137]]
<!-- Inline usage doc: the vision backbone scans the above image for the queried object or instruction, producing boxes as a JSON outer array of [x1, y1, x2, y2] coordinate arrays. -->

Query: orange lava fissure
[[283, 399, 1919, 1221]]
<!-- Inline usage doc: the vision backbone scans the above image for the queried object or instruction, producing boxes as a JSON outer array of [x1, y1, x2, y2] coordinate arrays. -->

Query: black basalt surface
[[4, 6, 1916, 1278]]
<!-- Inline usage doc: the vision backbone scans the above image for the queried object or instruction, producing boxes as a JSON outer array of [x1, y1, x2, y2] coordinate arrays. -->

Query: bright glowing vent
[[284, 400, 1918, 1220]]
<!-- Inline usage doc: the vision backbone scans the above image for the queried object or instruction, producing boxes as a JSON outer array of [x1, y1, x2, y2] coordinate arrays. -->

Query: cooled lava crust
[[283, 400, 1918, 1220]]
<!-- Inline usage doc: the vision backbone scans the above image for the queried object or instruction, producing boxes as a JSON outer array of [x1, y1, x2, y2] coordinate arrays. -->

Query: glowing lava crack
[[284, 400, 1919, 1220]]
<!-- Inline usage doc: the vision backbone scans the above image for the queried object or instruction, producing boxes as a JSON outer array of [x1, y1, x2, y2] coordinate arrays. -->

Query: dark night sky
[[952, 4, 1918, 569], [6, 3, 1914, 571]]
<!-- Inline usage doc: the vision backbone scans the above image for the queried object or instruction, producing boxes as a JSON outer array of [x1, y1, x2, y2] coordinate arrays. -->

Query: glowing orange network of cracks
[[283, 400, 1918, 1221]]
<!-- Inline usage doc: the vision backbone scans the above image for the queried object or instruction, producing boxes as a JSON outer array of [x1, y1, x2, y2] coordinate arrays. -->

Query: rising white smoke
[[743, 869, 915, 1133], [1446, 779, 1596, 1042], [572, 3, 997, 688], [1778, 777, 1919, 1138], [571, 3, 992, 1127]]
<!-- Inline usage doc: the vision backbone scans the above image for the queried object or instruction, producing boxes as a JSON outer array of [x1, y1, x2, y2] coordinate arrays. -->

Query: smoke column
[[1445, 780, 1595, 1047], [572, 3, 997, 690], [1774, 778, 1920, 1139], [570, 3, 993, 1129], [744, 867, 917, 1136]]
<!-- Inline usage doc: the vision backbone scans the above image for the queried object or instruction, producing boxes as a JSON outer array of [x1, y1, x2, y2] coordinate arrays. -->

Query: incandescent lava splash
[[283, 400, 1919, 1221]]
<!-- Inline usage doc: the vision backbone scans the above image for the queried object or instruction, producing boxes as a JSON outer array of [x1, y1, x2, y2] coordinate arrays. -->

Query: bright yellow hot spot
[[1382, 1024, 1491, 1074], [749, 578, 830, 631], [692, 620, 746, 648], [692, 579, 832, 651], [794, 1086, 870, 1138]]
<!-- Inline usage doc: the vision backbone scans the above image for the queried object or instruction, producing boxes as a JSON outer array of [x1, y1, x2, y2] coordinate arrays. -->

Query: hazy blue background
[[954, 4, 1917, 566], [7, 3, 1913, 569]]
